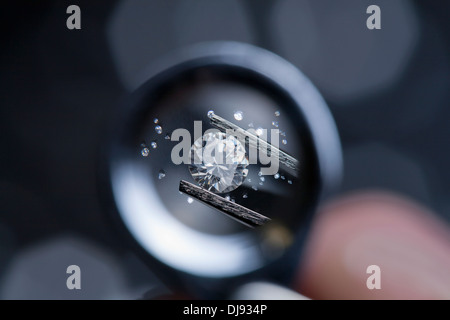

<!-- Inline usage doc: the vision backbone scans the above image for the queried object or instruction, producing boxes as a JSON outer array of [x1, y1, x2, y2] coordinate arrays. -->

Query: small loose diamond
[[155, 125, 162, 134], [274, 173, 280, 179], [187, 197, 194, 204], [234, 111, 243, 121], [158, 170, 166, 180], [207, 110, 215, 119], [151, 141, 157, 149], [275, 111, 280, 117], [141, 148, 149, 157]]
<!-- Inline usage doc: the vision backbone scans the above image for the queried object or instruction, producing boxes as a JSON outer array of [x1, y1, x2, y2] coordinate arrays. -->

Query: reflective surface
[[188, 132, 249, 194]]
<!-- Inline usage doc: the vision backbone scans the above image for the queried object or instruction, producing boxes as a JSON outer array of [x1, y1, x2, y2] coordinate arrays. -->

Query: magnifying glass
[[101, 41, 342, 298]]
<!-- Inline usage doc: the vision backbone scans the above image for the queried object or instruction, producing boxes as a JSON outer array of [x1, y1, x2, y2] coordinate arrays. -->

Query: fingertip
[[296, 191, 450, 300]]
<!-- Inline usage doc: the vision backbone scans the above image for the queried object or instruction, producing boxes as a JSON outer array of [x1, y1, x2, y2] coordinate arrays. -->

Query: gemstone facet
[[188, 132, 248, 193]]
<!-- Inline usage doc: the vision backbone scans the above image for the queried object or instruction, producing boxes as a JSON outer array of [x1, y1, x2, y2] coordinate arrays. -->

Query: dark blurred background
[[0, 0, 449, 299]]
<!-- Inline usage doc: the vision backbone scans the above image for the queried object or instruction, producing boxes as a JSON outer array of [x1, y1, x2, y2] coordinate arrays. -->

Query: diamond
[[141, 147, 149, 157], [234, 111, 243, 121], [188, 132, 249, 193]]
